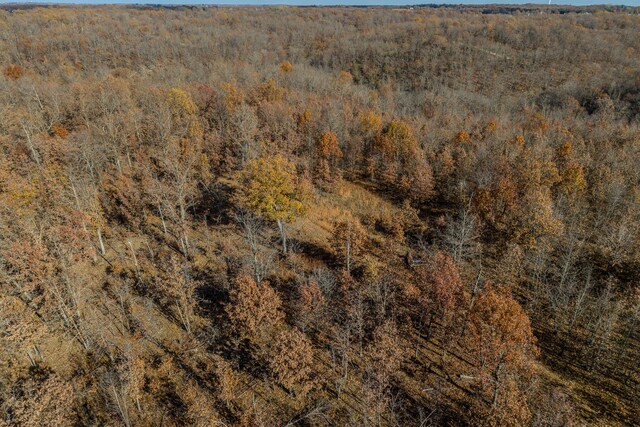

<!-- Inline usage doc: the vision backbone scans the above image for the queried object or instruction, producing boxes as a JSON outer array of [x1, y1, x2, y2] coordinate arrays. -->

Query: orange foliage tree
[[473, 149, 563, 247], [314, 130, 343, 190], [226, 275, 283, 341], [372, 119, 434, 204], [409, 252, 466, 344], [466, 284, 539, 427], [4, 64, 26, 79], [269, 327, 315, 396]]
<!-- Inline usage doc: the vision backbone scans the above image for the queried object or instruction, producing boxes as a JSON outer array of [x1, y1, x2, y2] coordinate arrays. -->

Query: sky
[[1, 0, 639, 6]]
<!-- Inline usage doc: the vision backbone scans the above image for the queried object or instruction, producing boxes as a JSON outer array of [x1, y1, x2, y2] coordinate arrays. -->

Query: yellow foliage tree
[[167, 87, 197, 116], [358, 110, 383, 176], [250, 79, 284, 104], [555, 141, 587, 200], [378, 119, 418, 163], [220, 82, 244, 112], [279, 60, 293, 73], [358, 110, 382, 138], [235, 155, 308, 253]]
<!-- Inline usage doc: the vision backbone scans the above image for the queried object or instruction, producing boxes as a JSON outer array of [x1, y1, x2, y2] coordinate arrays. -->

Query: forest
[[0, 4, 639, 426]]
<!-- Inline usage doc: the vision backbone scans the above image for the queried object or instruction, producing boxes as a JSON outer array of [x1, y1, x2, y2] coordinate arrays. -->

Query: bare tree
[[234, 209, 273, 283], [440, 204, 480, 263]]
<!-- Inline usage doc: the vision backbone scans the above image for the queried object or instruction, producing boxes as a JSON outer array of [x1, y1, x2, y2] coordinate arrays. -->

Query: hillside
[[0, 5, 639, 426]]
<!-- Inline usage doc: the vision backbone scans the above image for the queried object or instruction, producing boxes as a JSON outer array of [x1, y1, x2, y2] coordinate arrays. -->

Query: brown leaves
[[365, 320, 405, 385], [269, 327, 315, 396], [212, 355, 239, 405], [367, 119, 435, 204], [415, 251, 466, 318], [226, 275, 283, 340], [472, 149, 563, 247], [466, 284, 538, 427], [294, 280, 326, 332], [155, 255, 199, 334], [179, 379, 221, 427], [0, 296, 47, 368], [2, 238, 54, 300], [468, 284, 538, 363], [100, 169, 143, 230], [249, 79, 284, 105], [3, 64, 25, 80], [313, 131, 343, 190], [316, 131, 342, 159], [7, 368, 76, 427], [51, 123, 69, 139]]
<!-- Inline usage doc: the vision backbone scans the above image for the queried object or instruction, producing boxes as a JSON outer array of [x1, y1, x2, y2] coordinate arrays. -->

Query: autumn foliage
[[0, 4, 638, 427], [466, 285, 539, 426], [226, 275, 283, 340]]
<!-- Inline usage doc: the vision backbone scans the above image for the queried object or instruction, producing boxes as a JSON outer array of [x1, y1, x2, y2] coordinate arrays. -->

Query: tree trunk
[[346, 223, 352, 272], [98, 228, 106, 255], [158, 204, 168, 234], [277, 218, 287, 254]]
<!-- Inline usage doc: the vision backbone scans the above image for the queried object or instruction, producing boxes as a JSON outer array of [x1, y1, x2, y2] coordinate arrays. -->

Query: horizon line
[[0, 1, 638, 6]]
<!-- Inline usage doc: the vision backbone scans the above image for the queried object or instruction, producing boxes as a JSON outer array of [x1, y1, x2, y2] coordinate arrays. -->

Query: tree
[[0, 296, 47, 368], [372, 119, 434, 203], [440, 205, 481, 263], [362, 320, 406, 425], [235, 155, 308, 254], [226, 275, 283, 341], [100, 168, 143, 230], [230, 104, 259, 166], [365, 320, 405, 385], [156, 255, 199, 334], [5, 368, 76, 427], [279, 60, 293, 73], [234, 209, 273, 283], [3, 64, 26, 80], [179, 379, 221, 427], [530, 387, 576, 427], [212, 355, 239, 406], [294, 280, 325, 332], [412, 252, 466, 346], [2, 224, 95, 352], [147, 87, 209, 256], [358, 109, 383, 176], [314, 130, 343, 190], [376, 119, 416, 170], [330, 214, 366, 273], [102, 352, 147, 427], [472, 149, 563, 247], [269, 328, 315, 396], [466, 284, 539, 427]]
